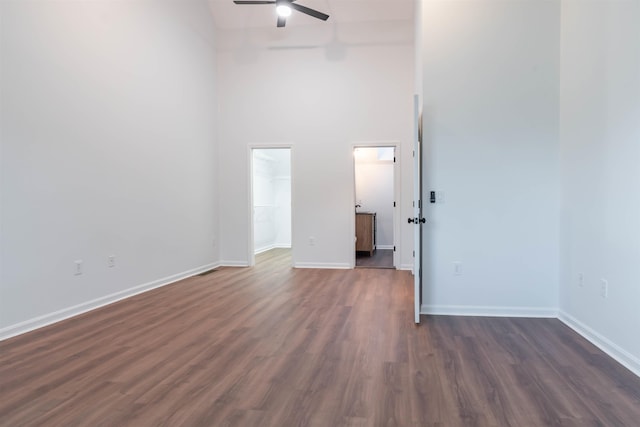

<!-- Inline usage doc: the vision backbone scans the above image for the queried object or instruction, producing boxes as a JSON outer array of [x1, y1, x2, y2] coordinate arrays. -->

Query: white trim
[[559, 311, 640, 378], [421, 304, 558, 318], [0, 262, 220, 342], [294, 262, 351, 270], [254, 244, 291, 255], [377, 245, 394, 250], [411, 95, 422, 325], [255, 245, 275, 254], [220, 260, 250, 267], [398, 263, 414, 271]]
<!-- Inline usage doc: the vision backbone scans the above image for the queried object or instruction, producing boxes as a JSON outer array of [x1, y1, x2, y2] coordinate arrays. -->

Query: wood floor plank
[[1, 248, 639, 426]]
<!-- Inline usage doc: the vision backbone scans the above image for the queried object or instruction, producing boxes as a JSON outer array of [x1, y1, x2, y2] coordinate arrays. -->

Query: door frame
[[247, 144, 294, 267], [350, 141, 401, 269], [412, 95, 423, 324]]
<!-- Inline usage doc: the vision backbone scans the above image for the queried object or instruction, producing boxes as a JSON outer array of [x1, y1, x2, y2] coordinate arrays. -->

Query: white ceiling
[[208, 0, 415, 30]]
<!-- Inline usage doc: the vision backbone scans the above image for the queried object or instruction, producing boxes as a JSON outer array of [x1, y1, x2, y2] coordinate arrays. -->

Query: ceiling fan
[[233, 0, 330, 28]]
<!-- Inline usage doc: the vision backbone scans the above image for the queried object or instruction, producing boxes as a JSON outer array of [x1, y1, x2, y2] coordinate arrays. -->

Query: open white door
[[411, 95, 424, 324]]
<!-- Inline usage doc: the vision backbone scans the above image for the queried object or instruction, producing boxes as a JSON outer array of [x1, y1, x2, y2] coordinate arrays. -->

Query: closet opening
[[249, 147, 292, 267]]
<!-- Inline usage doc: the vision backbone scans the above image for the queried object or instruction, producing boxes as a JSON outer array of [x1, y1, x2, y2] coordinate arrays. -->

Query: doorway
[[250, 147, 292, 266], [353, 145, 398, 269]]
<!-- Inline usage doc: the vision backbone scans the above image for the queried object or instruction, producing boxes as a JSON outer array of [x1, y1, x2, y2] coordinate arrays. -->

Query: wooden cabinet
[[355, 213, 376, 255]]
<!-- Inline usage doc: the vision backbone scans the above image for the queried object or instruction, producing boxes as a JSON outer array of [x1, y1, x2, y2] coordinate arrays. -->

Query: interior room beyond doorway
[[354, 146, 395, 269]]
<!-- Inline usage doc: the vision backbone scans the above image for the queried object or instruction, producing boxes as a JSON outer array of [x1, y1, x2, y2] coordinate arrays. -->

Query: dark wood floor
[[1, 248, 639, 426], [356, 249, 394, 269]]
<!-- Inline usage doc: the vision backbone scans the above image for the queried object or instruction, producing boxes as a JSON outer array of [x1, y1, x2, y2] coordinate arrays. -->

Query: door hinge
[[413, 250, 415, 257], [394, 156, 396, 163], [393, 201, 396, 207], [418, 200, 422, 209], [393, 246, 396, 252]]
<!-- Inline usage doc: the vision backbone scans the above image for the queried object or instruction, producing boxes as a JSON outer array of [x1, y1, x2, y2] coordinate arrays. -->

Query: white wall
[[217, 21, 415, 269], [0, 0, 219, 336], [420, 0, 561, 315], [253, 148, 291, 253], [355, 147, 395, 247], [558, 0, 640, 374]]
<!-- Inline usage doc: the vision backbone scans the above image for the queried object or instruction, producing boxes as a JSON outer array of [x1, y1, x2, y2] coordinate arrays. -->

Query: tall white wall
[[355, 148, 395, 247], [558, 0, 640, 373], [0, 0, 219, 336], [420, 0, 561, 315], [217, 22, 415, 269]]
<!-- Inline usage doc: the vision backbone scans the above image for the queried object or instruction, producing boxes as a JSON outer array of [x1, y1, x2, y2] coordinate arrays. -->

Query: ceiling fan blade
[[233, 1, 275, 4], [289, 3, 329, 21], [277, 16, 286, 27]]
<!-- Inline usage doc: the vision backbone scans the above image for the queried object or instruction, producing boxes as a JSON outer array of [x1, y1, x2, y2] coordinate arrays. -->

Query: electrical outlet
[[578, 272, 584, 287], [108, 255, 116, 268], [600, 279, 608, 298], [453, 261, 462, 276], [309, 236, 315, 246], [74, 260, 83, 276]]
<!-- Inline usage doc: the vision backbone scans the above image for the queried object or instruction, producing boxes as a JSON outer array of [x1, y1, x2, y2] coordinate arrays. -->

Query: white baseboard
[[255, 245, 275, 254], [294, 262, 351, 270], [0, 262, 220, 342], [398, 264, 413, 271], [220, 260, 250, 267], [377, 245, 394, 250], [421, 304, 558, 318], [255, 244, 291, 254], [558, 311, 640, 378]]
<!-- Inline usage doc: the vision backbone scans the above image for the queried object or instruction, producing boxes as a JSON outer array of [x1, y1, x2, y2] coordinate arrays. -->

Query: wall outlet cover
[[453, 261, 462, 276], [74, 260, 83, 276], [600, 279, 608, 298]]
